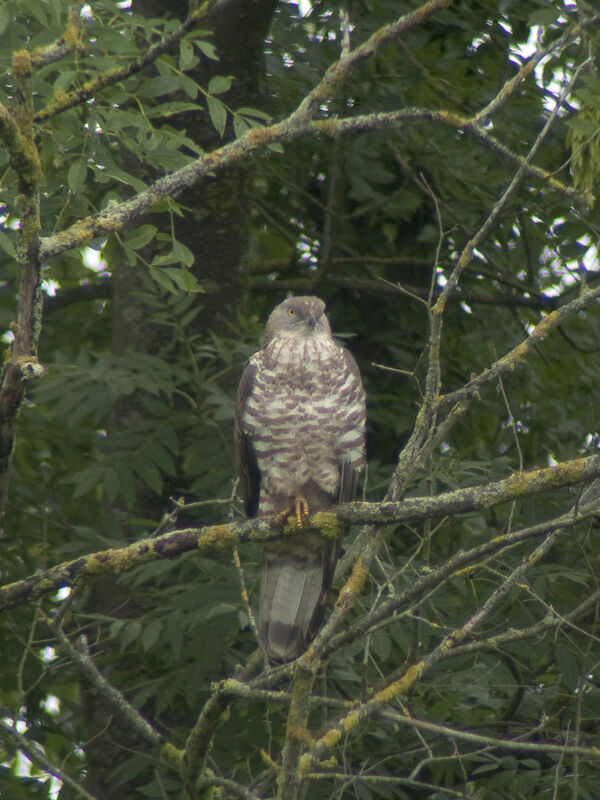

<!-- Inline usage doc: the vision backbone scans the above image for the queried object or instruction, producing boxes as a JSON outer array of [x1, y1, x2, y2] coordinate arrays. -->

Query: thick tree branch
[[0, 47, 44, 499], [2, 454, 600, 611], [0, 515, 279, 610], [39, 0, 597, 265]]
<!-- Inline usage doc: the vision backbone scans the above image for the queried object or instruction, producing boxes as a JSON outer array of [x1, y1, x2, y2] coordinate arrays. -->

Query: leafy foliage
[[2, 1, 600, 799]]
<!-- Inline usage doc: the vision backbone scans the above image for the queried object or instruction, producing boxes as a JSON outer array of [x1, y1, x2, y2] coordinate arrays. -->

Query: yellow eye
[[288, 307, 295, 316]]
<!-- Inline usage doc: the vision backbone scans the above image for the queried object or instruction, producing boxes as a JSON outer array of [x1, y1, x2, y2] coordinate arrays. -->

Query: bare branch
[[51, 621, 164, 749], [299, 523, 579, 771], [0, 713, 98, 800]]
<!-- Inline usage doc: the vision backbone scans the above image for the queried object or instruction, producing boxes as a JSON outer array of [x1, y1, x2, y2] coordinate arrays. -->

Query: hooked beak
[[307, 312, 320, 330]]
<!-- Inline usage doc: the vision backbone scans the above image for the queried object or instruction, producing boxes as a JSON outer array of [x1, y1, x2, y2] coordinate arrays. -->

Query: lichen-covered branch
[[275, 661, 318, 800], [340, 453, 600, 525], [0, 47, 44, 497], [280, 0, 453, 129], [0, 515, 278, 611], [2, 453, 600, 612], [379, 709, 600, 761], [298, 522, 579, 772], [34, 3, 211, 123]]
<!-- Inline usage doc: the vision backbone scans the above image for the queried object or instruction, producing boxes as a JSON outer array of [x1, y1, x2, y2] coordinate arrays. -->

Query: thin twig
[[0, 714, 98, 800]]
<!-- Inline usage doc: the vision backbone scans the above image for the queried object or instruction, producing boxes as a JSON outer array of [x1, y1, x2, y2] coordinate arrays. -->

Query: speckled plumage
[[235, 296, 366, 662]]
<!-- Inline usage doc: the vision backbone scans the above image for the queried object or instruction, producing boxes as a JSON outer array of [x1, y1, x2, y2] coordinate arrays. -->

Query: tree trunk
[[81, 3, 277, 796]]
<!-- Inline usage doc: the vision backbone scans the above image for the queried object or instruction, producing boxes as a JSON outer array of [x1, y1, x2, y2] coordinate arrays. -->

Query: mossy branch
[[299, 522, 575, 771], [34, 3, 211, 123], [36, 2, 598, 263], [2, 454, 600, 612], [326, 500, 596, 658], [0, 40, 44, 493], [28, 5, 86, 71]]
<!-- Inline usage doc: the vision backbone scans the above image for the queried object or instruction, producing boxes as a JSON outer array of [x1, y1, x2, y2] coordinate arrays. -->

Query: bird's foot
[[273, 507, 293, 525], [294, 492, 310, 527]]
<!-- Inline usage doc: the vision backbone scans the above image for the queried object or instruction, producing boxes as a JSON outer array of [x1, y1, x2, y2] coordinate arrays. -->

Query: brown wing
[[234, 360, 260, 518], [338, 347, 366, 504]]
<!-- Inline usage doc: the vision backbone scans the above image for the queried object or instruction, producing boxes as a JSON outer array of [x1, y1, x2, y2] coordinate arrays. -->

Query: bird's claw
[[294, 493, 310, 527]]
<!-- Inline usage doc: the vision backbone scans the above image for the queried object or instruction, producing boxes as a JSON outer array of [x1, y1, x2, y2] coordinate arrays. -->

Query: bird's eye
[[288, 308, 295, 316]]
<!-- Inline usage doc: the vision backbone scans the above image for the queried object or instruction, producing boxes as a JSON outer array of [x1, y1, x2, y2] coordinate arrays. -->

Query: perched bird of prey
[[235, 296, 366, 662]]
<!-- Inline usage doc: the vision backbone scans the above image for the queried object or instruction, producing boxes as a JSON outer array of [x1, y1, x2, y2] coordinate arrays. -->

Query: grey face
[[264, 296, 331, 343]]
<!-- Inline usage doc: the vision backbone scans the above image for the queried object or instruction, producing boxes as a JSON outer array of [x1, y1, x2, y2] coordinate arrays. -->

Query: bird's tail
[[259, 533, 338, 663]]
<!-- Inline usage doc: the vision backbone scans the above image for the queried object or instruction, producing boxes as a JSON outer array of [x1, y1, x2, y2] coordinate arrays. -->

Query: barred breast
[[241, 333, 365, 515]]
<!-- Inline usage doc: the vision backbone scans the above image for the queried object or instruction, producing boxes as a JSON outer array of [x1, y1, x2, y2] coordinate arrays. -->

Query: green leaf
[[196, 39, 218, 61], [207, 95, 227, 137], [133, 460, 163, 494], [137, 74, 182, 99], [208, 75, 233, 95], [145, 101, 201, 118], [120, 621, 143, 652], [103, 467, 120, 501], [236, 106, 272, 121], [151, 251, 181, 267], [116, 462, 136, 509], [149, 266, 177, 294], [0, 231, 16, 259], [0, 5, 11, 36], [555, 645, 580, 690], [528, 8, 561, 26], [69, 466, 105, 499], [167, 610, 185, 660], [96, 163, 148, 192], [172, 239, 195, 267], [125, 225, 157, 251], [161, 267, 204, 293], [142, 618, 163, 651], [233, 114, 251, 139], [67, 159, 87, 192], [180, 73, 199, 99], [179, 38, 198, 70]]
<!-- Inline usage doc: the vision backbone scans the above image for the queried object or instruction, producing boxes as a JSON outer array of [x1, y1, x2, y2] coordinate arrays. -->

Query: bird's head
[[263, 296, 331, 343]]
